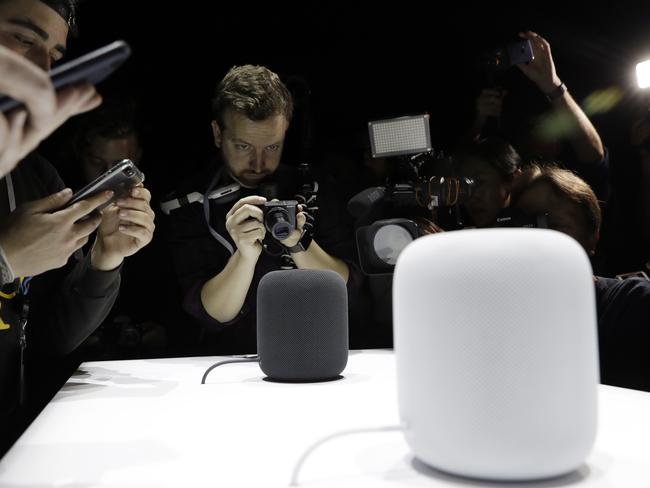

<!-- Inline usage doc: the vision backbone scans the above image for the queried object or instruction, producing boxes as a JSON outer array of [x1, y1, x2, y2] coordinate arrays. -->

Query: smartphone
[[65, 159, 144, 212], [506, 39, 534, 66], [0, 40, 131, 113]]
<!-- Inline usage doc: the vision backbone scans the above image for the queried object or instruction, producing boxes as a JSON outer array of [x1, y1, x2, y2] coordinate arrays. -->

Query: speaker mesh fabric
[[257, 269, 348, 381], [394, 228, 599, 480]]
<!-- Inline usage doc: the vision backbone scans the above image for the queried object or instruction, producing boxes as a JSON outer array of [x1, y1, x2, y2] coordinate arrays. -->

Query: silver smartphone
[[65, 159, 144, 212]]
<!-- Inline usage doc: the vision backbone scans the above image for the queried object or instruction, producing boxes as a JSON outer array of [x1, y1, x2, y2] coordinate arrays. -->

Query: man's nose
[[250, 152, 265, 172]]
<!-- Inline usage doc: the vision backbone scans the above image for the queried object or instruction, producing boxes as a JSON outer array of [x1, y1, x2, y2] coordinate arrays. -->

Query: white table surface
[[0, 349, 649, 487]]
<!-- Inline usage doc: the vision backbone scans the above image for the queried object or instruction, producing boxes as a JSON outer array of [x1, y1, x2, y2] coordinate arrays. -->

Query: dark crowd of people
[[0, 0, 649, 457]]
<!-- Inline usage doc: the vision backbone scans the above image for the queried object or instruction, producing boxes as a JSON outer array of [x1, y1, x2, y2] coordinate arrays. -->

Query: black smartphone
[[0, 40, 131, 114], [506, 39, 534, 66], [65, 159, 144, 212]]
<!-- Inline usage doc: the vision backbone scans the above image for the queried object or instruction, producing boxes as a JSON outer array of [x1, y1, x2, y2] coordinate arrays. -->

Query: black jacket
[[0, 153, 120, 454]]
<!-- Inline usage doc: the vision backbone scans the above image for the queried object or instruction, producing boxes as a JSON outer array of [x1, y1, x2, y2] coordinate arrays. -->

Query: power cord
[[289, 424, 404, 486], [201, 355, 260, 384]]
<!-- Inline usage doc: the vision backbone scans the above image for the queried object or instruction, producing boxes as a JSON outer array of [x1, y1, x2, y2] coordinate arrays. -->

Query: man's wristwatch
[[287, 241, 307, 253], [545, 82, 567, 102]]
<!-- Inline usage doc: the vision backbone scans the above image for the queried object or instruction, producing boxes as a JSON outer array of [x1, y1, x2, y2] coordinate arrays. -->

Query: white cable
[[289, 424, 404, 486]]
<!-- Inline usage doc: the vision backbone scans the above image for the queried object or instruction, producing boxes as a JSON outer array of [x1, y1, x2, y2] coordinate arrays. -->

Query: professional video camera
[[348, 114, 475, 275]]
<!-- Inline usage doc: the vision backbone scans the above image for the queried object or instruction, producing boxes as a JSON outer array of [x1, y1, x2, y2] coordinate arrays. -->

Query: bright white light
[[636, 59, 650, 88]]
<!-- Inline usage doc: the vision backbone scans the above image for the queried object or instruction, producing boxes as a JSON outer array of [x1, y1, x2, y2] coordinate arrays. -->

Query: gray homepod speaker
[[393, 228, 599, 481], [257, 269, 349, 382]]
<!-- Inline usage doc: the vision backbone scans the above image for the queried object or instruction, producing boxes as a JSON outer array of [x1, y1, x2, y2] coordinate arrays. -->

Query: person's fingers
[[72, 235, 91, 253], [116, 197, 155, 217], [72, 213, 102, 238], [129, 186, 151, 203], [536, 34, 552, 52], [18, 86, 99, 154], [117, 223, 152, 246], [117, 209, 155, 232], [226, 196, 266, 219], [0, 113, 8, 151], [57, 190, 114, 221], [0, 45, 56, 120], [72, 89, 102, 116], [4, 110, 28, 158], [25, 188, 73, 213], [44, 85, 99, 130], [237, 219, 265, 234], [231, 204, 264, 225], [241, 228, 265, 243], [296, 212, 307, 229]]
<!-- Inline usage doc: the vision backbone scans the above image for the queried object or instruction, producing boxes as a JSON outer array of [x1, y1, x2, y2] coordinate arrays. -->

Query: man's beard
[[225, 166, 273, 189], [239, 170, 272, 185]]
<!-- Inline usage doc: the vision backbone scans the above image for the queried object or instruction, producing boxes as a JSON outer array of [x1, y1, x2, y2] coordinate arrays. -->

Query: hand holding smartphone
[[65, 159, 145, 213], [0, 40, 131, 114]]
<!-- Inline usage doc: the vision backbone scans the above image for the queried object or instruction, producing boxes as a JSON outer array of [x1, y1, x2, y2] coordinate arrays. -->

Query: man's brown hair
[[211, 65, 293, 128]]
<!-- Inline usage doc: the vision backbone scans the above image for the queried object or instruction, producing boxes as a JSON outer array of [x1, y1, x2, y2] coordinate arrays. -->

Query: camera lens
[[266, 208, 293, 240], [373, 224, 414, 265], [123, 168, 135, 177]]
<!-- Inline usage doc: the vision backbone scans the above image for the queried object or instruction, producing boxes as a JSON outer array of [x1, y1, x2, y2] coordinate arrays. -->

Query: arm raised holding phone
[[517, 31, 605, 165]]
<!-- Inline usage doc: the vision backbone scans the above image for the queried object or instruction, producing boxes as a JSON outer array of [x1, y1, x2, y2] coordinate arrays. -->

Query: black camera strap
[[203, 168, 235, 256]]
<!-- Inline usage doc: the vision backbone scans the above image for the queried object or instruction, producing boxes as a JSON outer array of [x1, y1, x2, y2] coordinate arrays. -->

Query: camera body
[[350, 151, 475, 217], [494, 207, 549, 229], [261, 200, 298, 241]]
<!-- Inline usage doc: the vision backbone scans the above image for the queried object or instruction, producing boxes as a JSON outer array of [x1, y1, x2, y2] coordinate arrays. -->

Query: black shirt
[[595, 276, 650, 391], [0, 153, 120, 456], [166, 162, 361, 355]]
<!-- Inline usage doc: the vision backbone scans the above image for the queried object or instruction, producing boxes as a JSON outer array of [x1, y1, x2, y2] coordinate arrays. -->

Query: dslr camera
[[493, 207, 548, 229], [261, 200, 298, 241]]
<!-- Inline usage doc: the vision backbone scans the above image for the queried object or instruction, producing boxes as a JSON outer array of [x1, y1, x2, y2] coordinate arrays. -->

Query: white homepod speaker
[[393, 228, 598, 481]]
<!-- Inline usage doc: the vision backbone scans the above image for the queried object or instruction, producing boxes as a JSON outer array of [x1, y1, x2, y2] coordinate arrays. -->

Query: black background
[[43, 0, 650, 194]]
